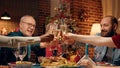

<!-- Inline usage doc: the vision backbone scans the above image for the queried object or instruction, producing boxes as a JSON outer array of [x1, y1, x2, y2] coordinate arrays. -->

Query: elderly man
[[0, 15, 54, 65]]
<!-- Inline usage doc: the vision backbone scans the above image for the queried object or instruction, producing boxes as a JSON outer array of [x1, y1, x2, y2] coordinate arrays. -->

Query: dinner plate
[[96, 62, 113, 66], [41, 65, 85, 68]]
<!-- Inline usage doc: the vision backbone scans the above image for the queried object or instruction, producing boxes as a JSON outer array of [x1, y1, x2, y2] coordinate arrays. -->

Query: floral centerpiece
[[45, 0, 79, 33], [44, 0, 81, 63]]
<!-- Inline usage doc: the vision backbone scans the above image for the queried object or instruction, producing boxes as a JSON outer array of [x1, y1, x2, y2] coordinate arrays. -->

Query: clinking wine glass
[[18, 42, 27, 62], [60, 24, 67, 35], [58, 19, 68, 57], [48, 19, 68, 56], [52, 29, 61, 39], [51, 28, 61, 56], [50, 23, 67, 56]]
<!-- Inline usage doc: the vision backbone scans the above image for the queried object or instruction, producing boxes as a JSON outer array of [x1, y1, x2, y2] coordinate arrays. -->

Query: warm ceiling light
[[1, 12, 11, 20]]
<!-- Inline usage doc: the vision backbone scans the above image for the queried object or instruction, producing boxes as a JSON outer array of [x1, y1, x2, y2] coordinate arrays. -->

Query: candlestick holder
[[77, 43, 96, 66]]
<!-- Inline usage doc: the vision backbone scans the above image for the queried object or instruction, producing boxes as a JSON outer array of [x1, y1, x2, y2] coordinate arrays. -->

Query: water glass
[[18, 42, 27, 62]]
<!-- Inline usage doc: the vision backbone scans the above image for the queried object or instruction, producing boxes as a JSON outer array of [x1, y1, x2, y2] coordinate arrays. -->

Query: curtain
[[102, 0, 120, 18], [102, 0, 120, 34]]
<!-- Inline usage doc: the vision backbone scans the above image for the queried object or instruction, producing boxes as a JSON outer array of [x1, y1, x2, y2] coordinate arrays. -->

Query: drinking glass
[[58, 19, 68, 57], [60, 24, 67, 35], [18, 42, 27, 62], [52, 29, 61, 39], [48, 19, 68, 57], [12, 48, 19, 61]]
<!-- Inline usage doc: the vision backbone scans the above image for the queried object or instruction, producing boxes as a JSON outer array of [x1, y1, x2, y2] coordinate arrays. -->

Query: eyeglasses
[[22, 21, 36, 28]]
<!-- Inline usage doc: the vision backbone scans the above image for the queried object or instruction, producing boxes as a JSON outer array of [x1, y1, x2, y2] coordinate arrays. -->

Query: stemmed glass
[[12, 48, 19, 61], [11, 42, 27, 68], [57, 19, 68, 56], [47, 19, 68, 57], [50, 23, 60, 56], [18, 42, 27, 62], [60, 23, 67, 35]]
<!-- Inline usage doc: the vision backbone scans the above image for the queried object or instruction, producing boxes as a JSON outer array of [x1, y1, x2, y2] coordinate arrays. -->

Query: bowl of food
[[8, 61, 32, 68]]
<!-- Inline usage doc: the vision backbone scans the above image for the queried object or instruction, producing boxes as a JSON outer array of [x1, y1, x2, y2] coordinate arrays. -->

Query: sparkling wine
[[60, 25, 67, 32], [60, 24, 67, 35], [52, 30, 61, 38]]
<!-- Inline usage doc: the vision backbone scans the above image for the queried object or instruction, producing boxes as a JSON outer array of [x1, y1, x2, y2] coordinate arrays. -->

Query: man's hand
[[49, 38, 59, 46], [62, 33, 75, 45], [40, 34, 54, 42]]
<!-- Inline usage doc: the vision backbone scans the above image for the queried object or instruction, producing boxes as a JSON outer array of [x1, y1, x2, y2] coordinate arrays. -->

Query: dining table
[[94, 66, 120, 68], [1, 64, 120, 68], [0, 64, 41, 68], [0, 64, 85, 68]]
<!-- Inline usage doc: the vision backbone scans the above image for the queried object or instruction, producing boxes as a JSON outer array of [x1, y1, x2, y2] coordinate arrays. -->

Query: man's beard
[[101, 29, 115, 37]]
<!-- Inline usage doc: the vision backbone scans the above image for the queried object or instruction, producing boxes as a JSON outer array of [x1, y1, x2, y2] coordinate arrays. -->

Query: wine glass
[[52, 29, 61, 39], [60, 24, 67, 35], [12, 48, 19, 61], [57, 19, 69, 57], [18, 42, 27, 62], [51, 28, 60, 56]]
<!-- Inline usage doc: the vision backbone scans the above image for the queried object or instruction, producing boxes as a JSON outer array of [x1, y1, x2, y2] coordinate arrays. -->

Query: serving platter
[[39, 57, 85, 68]]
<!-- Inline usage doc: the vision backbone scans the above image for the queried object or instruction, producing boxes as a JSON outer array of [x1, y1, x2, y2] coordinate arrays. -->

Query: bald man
[[0, 15, 54, 65]]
